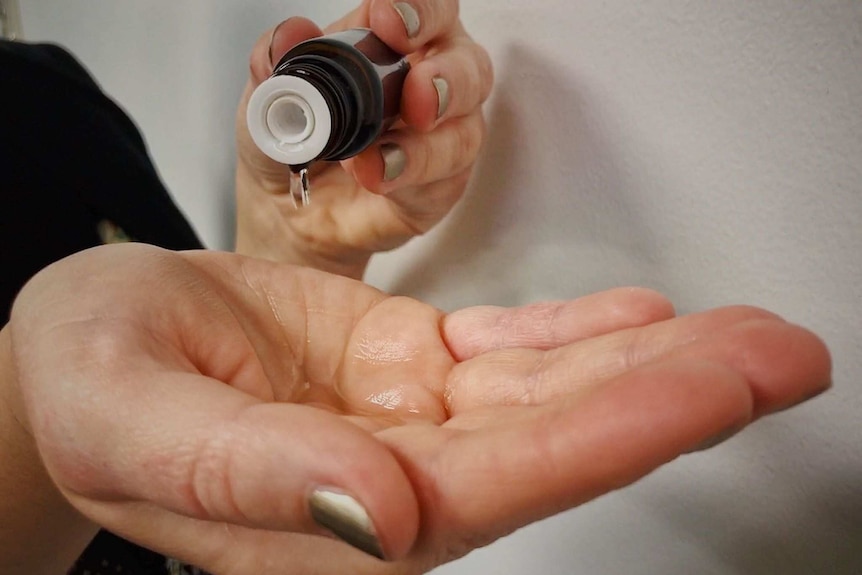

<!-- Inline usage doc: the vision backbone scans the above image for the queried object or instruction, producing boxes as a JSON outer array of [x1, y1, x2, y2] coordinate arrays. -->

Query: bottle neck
[[279, 55, 365, 162], [249, 30, 409, 167]]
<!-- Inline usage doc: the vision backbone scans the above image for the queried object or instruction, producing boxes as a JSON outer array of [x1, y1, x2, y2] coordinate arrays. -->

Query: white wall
[[21, 1, 862, 573]]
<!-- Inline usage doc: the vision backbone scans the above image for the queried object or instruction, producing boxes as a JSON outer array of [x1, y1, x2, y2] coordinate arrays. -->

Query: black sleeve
[[1, 40, 208, 574], [0, 39, 203, 324]]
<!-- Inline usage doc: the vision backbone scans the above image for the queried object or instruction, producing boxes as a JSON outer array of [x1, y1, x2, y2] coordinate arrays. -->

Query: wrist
[[0, 325, 98, 572]]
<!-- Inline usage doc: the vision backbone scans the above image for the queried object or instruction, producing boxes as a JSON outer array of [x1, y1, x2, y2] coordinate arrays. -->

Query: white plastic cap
[[246, 74, 333, 166]]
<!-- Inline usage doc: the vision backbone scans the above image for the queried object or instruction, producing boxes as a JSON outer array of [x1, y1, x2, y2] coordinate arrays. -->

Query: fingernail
[[393, 2, 420, 38], [309, 488, 385, 559], [268, 18, 292, 69], [381, 143, 407, 182], [432, 77, 450, 120]]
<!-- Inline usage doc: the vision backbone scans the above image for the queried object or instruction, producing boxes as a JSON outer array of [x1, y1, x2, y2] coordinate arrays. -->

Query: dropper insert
[[266, 94, 316, 146], [246, 74, 333, 165]]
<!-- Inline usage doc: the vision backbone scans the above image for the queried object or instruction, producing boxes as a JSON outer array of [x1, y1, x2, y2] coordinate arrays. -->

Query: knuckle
[[189, 426, 248, 523], [452, 115, 484, 169]]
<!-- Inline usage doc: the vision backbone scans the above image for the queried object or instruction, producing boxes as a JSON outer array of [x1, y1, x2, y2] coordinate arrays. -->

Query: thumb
[[31, 366, 419, 561], [238, 17, 323, 184], [249, 16, 323, 85]]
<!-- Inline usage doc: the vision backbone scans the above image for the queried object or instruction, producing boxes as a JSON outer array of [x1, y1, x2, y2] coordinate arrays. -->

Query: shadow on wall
[[387, 42, 862, 574], [389, 43, 668, 303], [648, 465, 862, 574], [644, 414, 862, 575]]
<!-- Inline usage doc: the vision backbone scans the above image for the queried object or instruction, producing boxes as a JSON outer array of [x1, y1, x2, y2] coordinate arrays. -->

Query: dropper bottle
[[246, 28, 409, 204]]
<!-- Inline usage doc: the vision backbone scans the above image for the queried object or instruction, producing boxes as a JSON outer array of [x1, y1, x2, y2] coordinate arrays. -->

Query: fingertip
[[319, 428, 421, 561], [368, 0, 459, 54], [401, 62, 446, 131], [402, 38, 494, 131], [346, 139, 413, 195], [368, 0, 419, 54], [608, 287, 677, 326], [181, 402, 420, 560], [761, 322, 833, 414], [694, 318, 832, 418], [291, 410, 420, 560], [343, 149, 386, 194], [249, 17, 323, 84], [271, 17, 324, 65], [309, 478, 419, 561]]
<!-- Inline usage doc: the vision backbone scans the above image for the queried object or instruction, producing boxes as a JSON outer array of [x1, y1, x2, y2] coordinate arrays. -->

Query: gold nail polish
[[432, 77, 450, 120], [381, 143, 407, 181], [309, 489, 385, 559], [393, 2, 420, 38]]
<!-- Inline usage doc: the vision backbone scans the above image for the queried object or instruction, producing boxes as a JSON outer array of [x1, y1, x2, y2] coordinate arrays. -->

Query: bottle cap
[[246, 75, 333, 166]]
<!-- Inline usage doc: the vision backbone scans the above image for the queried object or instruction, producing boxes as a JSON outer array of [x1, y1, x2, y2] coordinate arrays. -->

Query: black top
[[1, 40, 205, 573], [0, 39, 202, 322]]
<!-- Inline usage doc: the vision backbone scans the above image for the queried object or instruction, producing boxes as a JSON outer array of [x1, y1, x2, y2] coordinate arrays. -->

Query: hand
[[234, 0, 493, 279], [4, 245, 830, 574]]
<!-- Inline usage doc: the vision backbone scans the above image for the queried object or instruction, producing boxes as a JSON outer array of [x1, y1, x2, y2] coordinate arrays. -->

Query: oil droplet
[[354, 337, 419, 365], [289, 166, 312, 207], [299, 167, 311, 206]]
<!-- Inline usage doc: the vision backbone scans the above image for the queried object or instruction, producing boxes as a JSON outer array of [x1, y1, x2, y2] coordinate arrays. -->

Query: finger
[[338, 295, 453, 424], [391, 358, 755, 547], [368, 0, 461, 54], [43, 367, 418, 561], [446, 310, 831, 417], [442, 288, 676, 361], [324, 2, 372, 34], [446, 306, 775, 409], [347, 112, 484, 194], [93, 503, 411, 575], [248, 17, 324, 85], [662, 319, 831, 416], [14, 246, 420, 560], [400, 37, 494, 131]]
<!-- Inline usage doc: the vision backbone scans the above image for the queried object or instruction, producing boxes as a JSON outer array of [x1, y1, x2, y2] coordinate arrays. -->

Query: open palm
[[8, 245, 830, 574]]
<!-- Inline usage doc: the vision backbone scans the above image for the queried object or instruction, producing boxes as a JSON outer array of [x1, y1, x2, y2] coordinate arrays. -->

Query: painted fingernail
[[393, 2, 420, 38], [381, 143, 407, 182], [432, 77, 450, 120], [309, 488, 385, 559]]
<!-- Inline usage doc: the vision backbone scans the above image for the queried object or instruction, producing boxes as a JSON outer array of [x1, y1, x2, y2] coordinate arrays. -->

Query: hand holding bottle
[[235, 0, 493, 279]]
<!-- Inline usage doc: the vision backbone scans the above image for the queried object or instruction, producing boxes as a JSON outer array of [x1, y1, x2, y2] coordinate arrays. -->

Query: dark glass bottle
[[247, 28, 409, 172]]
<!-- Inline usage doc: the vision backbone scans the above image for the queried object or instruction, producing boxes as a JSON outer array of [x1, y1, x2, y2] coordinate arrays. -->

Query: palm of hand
[[10, 246, 829, 575]]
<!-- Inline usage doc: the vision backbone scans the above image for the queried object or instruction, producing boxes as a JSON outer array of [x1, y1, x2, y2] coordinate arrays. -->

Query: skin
[[235, 0, 493, 279], [0, 3, 833, 573], [0, 244, 831, 574]]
